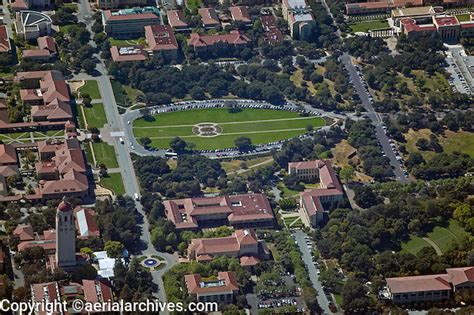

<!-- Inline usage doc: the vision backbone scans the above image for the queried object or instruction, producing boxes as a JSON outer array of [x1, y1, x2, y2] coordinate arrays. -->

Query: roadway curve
[[122, 100, 347, 158]]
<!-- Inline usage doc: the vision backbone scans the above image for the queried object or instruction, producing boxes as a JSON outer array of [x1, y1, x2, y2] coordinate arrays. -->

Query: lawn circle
[[192, 122, 223, 138]]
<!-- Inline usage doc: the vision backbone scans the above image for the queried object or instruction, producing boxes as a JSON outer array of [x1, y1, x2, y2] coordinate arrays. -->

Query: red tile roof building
[[22, 36, 57, 61], [96, 0, 146, 9], [14, 70, 72, 125], [82, 279, 114, 304], [110, 46, 148, 62], [290, 160, 345, 227], [164, 193, 274, 230], [229, 6, 252, 25], [187, 30, 250, 53], [185, 271, 239, 303], [31, 282, 62, 315], [0, 26, 11, 53], [144, 25, 179, 59], [386, 266, 474, 304], [35, 139, 88, 199], [31, 280, 113, 314], [198, 8, 220, 28], [102, 7, 161, 38], [167, 10, 190, 31], [400, 14, 474, 40], [187, 229, 270, 265], [0, 144, 18, 166], [346, 0, 424, 15], [260, 15, 284, 43]]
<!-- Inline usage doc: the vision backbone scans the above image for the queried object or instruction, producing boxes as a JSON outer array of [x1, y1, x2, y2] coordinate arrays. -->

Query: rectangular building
[[145, 25, 179, 59], [96, 0, 146, 10], [167, 10, 190, 32], [198, 8, 220, 29], [164, 193, 274, 230], [291, 160, 345, 227], [281, 0, 315, 40], [187, 229, 270, 267], [345, 0, 424, 15], [102, 7, 161, 38], [110, 46, 148, 62], [185, 272, 239, 304], [385, 266, 474, 304], [187, 30, 250, 54]]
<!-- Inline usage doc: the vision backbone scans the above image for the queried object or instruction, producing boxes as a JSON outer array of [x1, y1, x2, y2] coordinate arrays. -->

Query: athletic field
[[132, 108, 326, 150]]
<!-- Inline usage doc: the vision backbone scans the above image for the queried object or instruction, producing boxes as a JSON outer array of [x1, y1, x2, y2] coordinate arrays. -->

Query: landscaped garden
[[132, 108, 326, 150]]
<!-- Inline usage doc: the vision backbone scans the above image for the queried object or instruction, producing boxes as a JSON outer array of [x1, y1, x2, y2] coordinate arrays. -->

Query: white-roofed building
[[74, 207, 100, 239], [282, 0, 315, 40], [93, 250, 127, 279]]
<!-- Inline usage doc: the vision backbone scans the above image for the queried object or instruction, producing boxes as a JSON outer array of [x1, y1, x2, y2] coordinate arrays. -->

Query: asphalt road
[[293, 231, 335, 315], [340, 54, 409, 183], [76, 0, 177, 306], [122, 100, 351, 158], [319, 0, 409, 183]]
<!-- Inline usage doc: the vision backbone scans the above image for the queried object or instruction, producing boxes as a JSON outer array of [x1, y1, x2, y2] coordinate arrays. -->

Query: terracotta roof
[[32, 282, 59, 304], [11, 0, 28, 10], [461, 22, 474, 29], [240, 255, 260, 266], [391, 0, 424, 6], [167, 10, 189, 28], [446, 267, 474, 286], [387, 274, 452, 294], [74, 207, 100, 238], [0, 165, 19, 177], [37, 36, 56, 53], [188, 30, 250, 48], [185, 271, 239, 295], [188, 229, 258, 258], [103, 10, 160, 22], [0, 144, 18, 165], [13, 224, 35, 241], [145, 25, 179, 51], [164, 193, 274, 229], [58, 200, 72, 212], [434, 16, 460, 26], [83, 279, 114, 303], [0, 26, 11, 53], [260, 15, 283, 43], [31, 99, 73, 121], [110, 45, 148, 62], [18, 239, 56, 251], [198, 8, 220, 27], [229, 6, 251, 23], [22, 49, 53, 59]]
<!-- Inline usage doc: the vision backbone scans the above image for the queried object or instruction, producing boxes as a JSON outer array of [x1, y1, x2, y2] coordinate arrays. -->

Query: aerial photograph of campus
[[0, 0, 472, 313]]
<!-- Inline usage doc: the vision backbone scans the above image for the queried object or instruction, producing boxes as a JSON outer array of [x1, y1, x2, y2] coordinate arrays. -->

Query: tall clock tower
[[55, 198, 76, 268]]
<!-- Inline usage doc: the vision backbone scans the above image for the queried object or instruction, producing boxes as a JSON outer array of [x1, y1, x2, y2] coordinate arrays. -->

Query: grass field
[[350, 20, 389, 33], [186, 0, 202, 10], [439, 131, 474, 157], [401, 220, 469, 256], [108, 37, 146, 47], [100, 173, 125, 196], [221, 156, 273, 173], [82, 103, 107, 128], [456, 14, 471, 22], [78, 80, 101, 99], [92, 142, 119, 168], [132, 108, 325, 150], [404, 129, 474, 159], [0, 130, 65, 143]]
